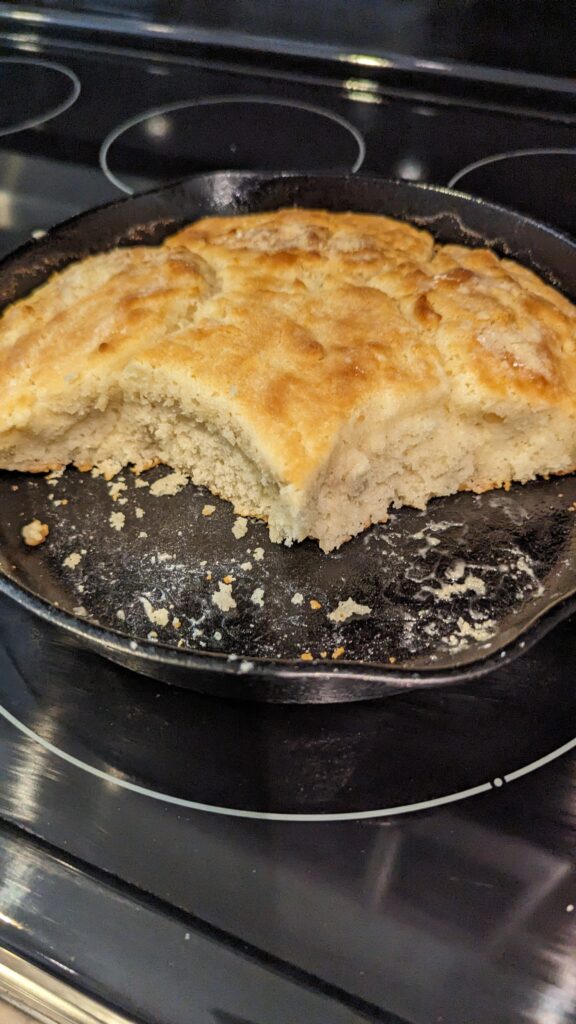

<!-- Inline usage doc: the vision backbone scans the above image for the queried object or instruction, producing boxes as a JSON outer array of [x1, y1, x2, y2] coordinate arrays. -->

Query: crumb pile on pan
[[2, 462, 573, 669], [1, 208, 576, 552]]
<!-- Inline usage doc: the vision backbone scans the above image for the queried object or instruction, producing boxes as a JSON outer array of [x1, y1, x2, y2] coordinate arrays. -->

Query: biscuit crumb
[[443, 616, 496, 647], [202, 504, 216, 517], [135, 507, 145, 519], [116, 609, 125, 621], [328, 598, 371, 623], [73, 606, 88, 618], [97, 460, 122, 481], [232, 516, 248, 539], [310, 599, 321, 610], [172, 617, 181, 629], [21, 519, 49, 546], [135, 478, 149, 489], [424, 575, 486, 600], [212, 581, 236, 612], [108, 480, 127, 501], [139, 597, 169, 627], [138, 531, 148, 538], [320, 651, 328, 658], [332, 646, 346, 660], [253, 547, 264, 561], [388, 655, 397, 664], [251, 587, 265, 607], [222, 574, 235, 584], [291, 592, 304, 605], [149, 472, 188, 497], [300, 651, 314, 661], [63, 552, 82, 569], [109, 511, 125, 531], [10, 484, 18, 492], [53, 498, 68, 507], [240, 561, 252, 571]]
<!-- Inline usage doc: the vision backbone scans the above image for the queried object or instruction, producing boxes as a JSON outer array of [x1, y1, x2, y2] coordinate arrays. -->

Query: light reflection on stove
[[395, 156, 425, 181], [144, 114, 172, 140], [342, 78, 384, 105], [343, 91, 384, 106]]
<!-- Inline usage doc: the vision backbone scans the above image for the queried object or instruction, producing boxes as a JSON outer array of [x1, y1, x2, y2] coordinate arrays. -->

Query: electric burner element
[[99, 96, 366, 194], [2, 594, 576, 818], [0, 57, 80, 136], [449, 149, 576, 235]]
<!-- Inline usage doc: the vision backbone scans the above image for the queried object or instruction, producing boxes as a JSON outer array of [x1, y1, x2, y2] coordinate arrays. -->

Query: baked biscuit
[[1, 207, 575, 551]]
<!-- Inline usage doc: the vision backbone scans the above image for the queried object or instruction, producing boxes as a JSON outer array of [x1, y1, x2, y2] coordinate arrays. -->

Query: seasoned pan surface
[[1, 172, 576, 702]]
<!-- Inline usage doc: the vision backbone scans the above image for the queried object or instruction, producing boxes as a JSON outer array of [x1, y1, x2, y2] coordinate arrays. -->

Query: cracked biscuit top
[[1, 207, 576, 489]]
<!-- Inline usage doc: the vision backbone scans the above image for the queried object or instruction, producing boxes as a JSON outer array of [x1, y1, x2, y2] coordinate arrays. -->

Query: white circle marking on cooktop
[[99, 95, 366, 194], [0, 57, 80, 137], [2, 698, 575, 821], [448, 147, 576, 190]]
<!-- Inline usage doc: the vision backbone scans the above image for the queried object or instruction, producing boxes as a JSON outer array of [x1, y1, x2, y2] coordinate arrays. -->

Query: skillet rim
[[1, 168, 575, 701]]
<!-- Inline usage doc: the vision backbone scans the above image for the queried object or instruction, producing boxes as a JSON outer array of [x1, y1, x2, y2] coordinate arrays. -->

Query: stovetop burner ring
[[448, 147, 576, 235], [0, 57, 80, 138], [1, 672, 574, 820], [0, 699, 494, 821], [99, 94, 366, 194], [448, 147, 576, 190]]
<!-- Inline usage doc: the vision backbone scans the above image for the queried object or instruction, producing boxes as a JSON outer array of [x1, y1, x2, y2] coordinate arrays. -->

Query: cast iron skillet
[[1, 171, 576, 703]]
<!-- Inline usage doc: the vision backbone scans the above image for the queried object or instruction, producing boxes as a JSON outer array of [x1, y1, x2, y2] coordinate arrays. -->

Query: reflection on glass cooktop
[[0, 35, 575, 259], [1, 27, 576, 1024]]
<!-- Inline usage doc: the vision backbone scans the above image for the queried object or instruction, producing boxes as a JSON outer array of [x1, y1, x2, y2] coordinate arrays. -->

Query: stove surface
[[0, 25, 576, 1024], [0, 32, 575, 259]]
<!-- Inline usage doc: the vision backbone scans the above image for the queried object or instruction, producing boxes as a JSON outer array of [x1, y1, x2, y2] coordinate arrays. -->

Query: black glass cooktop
[[7, 0, 576, 81], [0, 23, 576, 1024]]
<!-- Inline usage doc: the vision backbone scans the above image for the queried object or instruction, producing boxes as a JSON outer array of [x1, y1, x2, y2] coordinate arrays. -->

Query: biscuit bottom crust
[[1, 208, 576, 551]]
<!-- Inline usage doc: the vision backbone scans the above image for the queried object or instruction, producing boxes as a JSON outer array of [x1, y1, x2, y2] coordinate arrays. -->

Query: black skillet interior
[[1, 171, 576, 703]]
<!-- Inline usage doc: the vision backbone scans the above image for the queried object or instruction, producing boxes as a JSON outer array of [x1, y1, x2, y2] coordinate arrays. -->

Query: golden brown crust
[[1, 208, 576, 492]]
